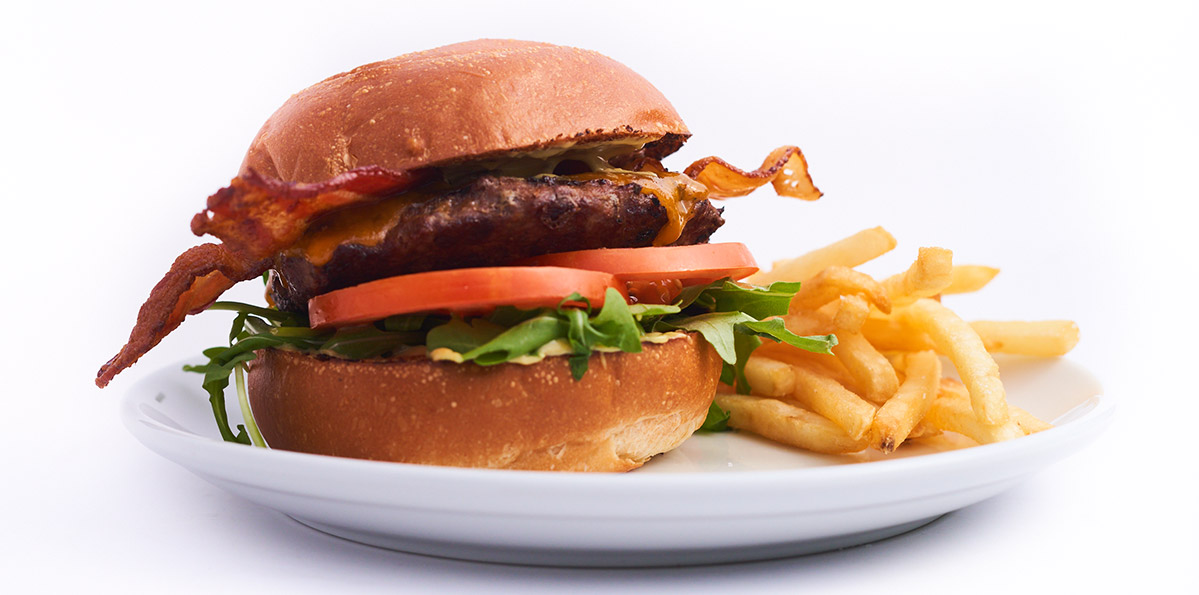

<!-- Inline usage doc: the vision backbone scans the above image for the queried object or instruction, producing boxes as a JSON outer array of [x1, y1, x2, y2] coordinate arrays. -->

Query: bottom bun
[[245, 333, 722, 471]]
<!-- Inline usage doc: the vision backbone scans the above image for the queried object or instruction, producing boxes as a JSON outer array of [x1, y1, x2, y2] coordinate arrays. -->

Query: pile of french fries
[[716, 227, 1077, 455]]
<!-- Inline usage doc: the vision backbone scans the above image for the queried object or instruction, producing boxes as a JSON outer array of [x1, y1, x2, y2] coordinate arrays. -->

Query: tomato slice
[[308, 267, 625, 329], [517, 243, 759, 284]]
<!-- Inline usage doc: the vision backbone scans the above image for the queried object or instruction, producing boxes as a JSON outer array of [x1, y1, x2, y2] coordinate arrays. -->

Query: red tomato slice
[[308, 267, 625, 329], [517, 243, 759, 285]]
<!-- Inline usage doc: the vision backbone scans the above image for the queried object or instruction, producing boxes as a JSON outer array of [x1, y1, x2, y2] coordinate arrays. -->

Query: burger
[[96, 39, 830, 471]]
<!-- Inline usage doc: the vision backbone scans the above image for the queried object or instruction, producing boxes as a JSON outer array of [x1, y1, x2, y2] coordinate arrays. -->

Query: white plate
[[122, 355, 1110, 567]]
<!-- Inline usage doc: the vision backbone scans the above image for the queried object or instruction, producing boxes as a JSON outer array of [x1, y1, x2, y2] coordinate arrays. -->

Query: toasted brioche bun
[[245, 333, 723, 471], [240, 39, 690, 183]]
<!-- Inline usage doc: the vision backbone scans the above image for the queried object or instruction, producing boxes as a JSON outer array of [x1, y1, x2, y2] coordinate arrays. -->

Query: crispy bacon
[[96, 166, 428, 387], [95, 244, 266, 387], [192, 166, 430, 261], [684, 146, 822, 201]]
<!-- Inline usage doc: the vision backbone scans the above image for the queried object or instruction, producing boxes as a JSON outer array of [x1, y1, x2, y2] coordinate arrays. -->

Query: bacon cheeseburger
[[97, 39, 834, 471]]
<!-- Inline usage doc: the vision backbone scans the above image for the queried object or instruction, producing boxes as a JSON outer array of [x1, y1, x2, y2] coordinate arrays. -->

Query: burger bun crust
[[246, 333, 723, 471], [241, 39, 690, 183]]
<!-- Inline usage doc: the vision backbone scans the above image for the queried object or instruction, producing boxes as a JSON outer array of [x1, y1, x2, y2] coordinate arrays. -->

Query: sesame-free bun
[[245, 333, 722, 471], [240, 39, 690, 183]]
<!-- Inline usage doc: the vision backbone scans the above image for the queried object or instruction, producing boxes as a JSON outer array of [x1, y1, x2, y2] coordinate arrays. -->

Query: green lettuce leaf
[[738, 318, 837, 355], [459, 316, 569, 365], [699, 401, 731, 432]]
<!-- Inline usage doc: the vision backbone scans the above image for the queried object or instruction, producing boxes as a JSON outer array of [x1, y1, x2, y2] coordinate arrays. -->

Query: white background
[[3, 0, 1195, 592]]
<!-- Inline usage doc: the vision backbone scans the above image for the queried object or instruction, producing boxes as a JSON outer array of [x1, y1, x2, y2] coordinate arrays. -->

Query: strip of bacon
[[684, 146, 822, 201], [95, 244, 267, 387], [193, 166, 430, 260], [96, 166, 428, 387]]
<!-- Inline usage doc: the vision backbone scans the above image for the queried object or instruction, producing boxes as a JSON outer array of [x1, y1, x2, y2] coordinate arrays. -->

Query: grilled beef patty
[[269, 174, 724, 312]]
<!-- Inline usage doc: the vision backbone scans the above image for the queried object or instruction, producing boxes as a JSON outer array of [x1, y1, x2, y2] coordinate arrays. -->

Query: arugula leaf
[[234, 364, 265, 447], [663, 311, 756, 364], [461, 315, 569, 365], [560, 288, 645, 378], [561, 306, 593, 379], [720, 332, 764, 394], [426, 317, 505, 354], [706, 281, 802, 320], [699, 401, 731, 432], [183, 307, 262, 445], [486, 306, 542, 328], [673, 280, 720, 311], [627, 303, 681, 319], [208, 301, 304, 325], [320, 326, 425, 359], [588, 288, 643, 353], [739, 318, 837, 355], [381, 314, 431, 333]]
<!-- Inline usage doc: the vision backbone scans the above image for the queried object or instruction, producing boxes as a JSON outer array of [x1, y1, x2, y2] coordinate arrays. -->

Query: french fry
[[715, 393, 869, 454], [871, 351, 941, 453], [908, 420, 942, 440], [881, 247, 954, 307], [861, 315, 936, 352], [788, 266, 892, 314], [926, 379, 1024, 443], [743, 355, 796, 397], [755, 341, 861, 394], [785, 363, 876, 440], [833, 332, 899, 404], [747, 226, 897, 285], [900, 298, 1010, 424], [971, 320, 1080, 357], [943, 265, 1000, 294], [832, 294, 871, 332], [782, 311, 832, 337], [1010, 405, 1054, 434], [863, 316, 1078, 357]]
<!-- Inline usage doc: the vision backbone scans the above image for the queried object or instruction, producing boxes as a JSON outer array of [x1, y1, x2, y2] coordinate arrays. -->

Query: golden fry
[[747, 227, 897, 285], [781, 311, 832, 337], [715, 393, 869, 454], [871, 351, 941, 453], [785, 363, 877, 440], [943, 265, 1000, 294], [908, 419, 942, 440], [862, 316, 1078, 358], [832, 294, 871, 332], [926, 379, 1024, 443], [900, 298, 1010, 424], [881, 247, 954, 307], [755, 342, 862, 394], [789, 266, 892, 314], [861, 315, 936, 352], [833, 332, 899, 404], [971, 320, 1080, 357], [1010, 405, 1054, 434], [743, 355, 796, 397]]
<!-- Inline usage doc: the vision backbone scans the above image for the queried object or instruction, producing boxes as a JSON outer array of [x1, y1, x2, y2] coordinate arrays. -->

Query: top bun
[[240, 39, 690, 183]]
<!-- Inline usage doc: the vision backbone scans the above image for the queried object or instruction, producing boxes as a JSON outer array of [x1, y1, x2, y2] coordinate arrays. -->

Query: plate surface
[[122, 356, 1110, 567]]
